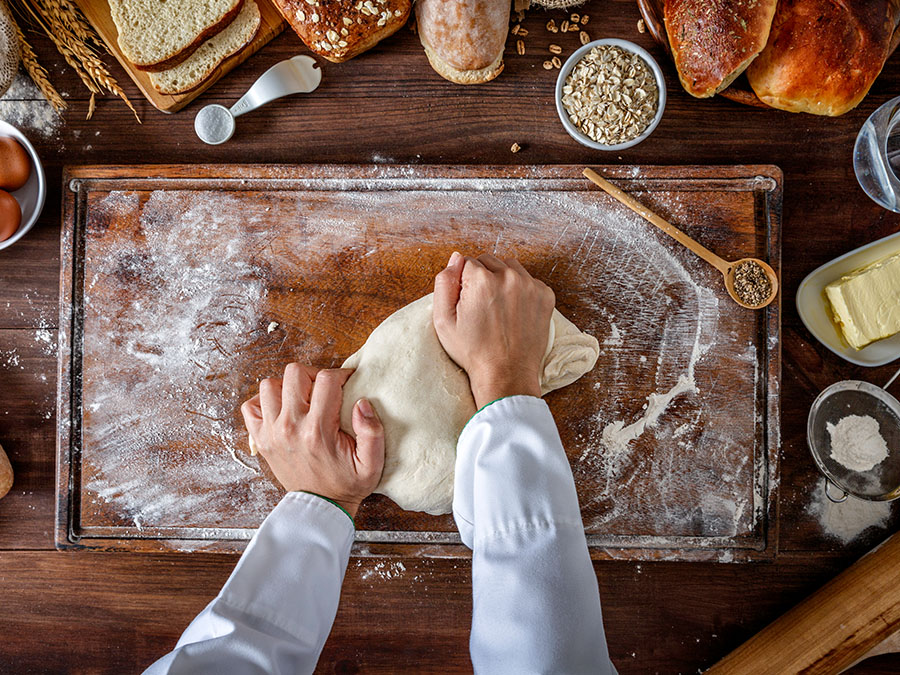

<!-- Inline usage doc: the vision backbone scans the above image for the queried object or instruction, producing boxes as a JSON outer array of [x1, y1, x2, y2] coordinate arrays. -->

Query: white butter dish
[[797, 230, 900, 366]]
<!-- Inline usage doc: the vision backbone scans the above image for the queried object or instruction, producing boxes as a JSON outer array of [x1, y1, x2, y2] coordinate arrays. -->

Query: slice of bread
[[108, 0, 244, 71], [149, 0, 261, 94]]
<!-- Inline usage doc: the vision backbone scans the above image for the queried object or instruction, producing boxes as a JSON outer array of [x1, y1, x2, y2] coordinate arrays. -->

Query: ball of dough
[[339, 293, 599, 515]]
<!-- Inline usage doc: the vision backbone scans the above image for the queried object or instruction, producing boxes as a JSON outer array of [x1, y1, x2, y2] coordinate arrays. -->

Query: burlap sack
[[0, 0, 19, 98]]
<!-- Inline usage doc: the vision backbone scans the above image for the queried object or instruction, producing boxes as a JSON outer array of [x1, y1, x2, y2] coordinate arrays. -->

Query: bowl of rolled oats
[[556, 39, 666, 151]]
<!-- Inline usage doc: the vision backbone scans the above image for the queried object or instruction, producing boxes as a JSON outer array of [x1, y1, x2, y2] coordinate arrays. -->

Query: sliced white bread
[[149, 0, 260, 94], [108, 0, 244, 71]]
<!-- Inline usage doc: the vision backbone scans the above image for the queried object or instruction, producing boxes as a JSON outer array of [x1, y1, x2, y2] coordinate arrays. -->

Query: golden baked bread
[[273, 0, 411, 63], [664, 0, 778, 98], [416, 0, 509, 85], [747, 0, 900, 116]]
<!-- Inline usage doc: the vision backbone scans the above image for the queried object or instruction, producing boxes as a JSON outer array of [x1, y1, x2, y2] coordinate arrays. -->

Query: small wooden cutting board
[[57, 164, 782, 560], [73, 0, 285, 113]]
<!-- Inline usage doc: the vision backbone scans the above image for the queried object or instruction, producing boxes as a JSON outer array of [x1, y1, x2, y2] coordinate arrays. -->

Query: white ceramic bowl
[[797, 229, 900, 367], [555, 38, 667, 151], [0, 120, 46, 251]]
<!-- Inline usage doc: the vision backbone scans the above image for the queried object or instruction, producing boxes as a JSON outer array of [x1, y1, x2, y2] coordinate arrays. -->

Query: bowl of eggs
[[0, 120, 46, 251]]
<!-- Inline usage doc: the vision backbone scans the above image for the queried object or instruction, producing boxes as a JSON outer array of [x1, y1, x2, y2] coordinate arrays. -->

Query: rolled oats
[[560, 45, 659, 146]]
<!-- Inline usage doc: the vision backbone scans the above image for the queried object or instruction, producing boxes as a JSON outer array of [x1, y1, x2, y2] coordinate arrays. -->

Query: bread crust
[[149, 1, 262, 94], [130, 0, 246, 71], [747, 0, 900, 116], [416, 0, 509, 84], [664, 0, 778, 98], [273, 0, 411, 63]]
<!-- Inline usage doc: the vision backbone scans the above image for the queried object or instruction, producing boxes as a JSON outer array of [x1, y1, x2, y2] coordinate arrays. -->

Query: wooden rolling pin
[[707, 531, 900, 674]]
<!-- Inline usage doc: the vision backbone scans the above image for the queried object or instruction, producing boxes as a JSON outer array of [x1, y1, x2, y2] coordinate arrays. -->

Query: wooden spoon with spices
[[583, 168, 779, 309]]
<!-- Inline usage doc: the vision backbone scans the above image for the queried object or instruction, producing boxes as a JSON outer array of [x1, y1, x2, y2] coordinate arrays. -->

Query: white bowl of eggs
[[0, 120, 46, 251]]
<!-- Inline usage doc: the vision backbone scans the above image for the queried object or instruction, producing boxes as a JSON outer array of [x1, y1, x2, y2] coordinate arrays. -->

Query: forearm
[[145, 492, 354, 675], [454, 396, 615, 675]]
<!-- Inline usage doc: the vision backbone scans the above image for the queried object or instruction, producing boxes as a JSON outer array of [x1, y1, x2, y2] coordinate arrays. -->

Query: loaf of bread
[[664, 0, 777, 98], [0, 442, 12, 500], [747, 0, 900, 116], [272, 0, 411, 63], [149, 0, 261, 94], [108, 0, 244, 71], [416, 0, 509, 84]]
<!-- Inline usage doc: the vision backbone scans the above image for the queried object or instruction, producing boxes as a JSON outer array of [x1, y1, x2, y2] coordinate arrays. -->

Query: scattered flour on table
[[81, 190, 282, 525], [807, 478, 892, 544], [828, 414, 889, 472], [358, 560, 406, 581], [0, 70, 63, 138]]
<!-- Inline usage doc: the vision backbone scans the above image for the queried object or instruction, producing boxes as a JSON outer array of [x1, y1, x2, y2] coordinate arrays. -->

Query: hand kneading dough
[[339, 293, 599, 515]]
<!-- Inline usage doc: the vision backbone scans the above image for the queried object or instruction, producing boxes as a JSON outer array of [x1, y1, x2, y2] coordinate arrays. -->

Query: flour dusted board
[[57, 164, 781, 560]]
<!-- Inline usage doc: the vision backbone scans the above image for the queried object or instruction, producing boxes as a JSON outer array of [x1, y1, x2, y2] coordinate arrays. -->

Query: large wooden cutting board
[[74, 0, 285, 113], [57, 164, 781, 561]]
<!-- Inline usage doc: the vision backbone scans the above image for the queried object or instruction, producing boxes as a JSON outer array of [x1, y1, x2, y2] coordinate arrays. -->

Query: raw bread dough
[[339, 293, 599, 515]]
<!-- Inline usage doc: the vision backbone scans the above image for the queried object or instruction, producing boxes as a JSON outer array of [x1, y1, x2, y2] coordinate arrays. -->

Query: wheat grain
[[13, 23, 66, 110], [12, 0, 140, 121]]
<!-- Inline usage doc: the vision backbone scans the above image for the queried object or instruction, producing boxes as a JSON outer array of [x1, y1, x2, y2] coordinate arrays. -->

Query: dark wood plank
[[0, 549, 872, 674], [0, 330, 57, 549]]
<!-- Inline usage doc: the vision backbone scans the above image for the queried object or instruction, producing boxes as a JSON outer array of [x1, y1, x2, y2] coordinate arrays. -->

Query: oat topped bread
[[108, 0, 245, 71], [272, 0, 412, 63], [664, 0, 778, 98], [747, 0, 900, 116]]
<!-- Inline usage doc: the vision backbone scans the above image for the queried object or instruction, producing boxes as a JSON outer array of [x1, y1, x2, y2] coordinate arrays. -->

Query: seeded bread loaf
[[416, 0, 510, 85], [664, 0, 778, 98], [747, 0, 900, 116], [273, 0, 411, 63], [149, 0, 261, 94], [108, 0, 245, 71]]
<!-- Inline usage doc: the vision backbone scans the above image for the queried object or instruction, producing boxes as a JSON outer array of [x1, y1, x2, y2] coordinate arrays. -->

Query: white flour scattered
[[359, 560, 406, 581], [828, 414, 889, 472], [81, 190, 281, 526], [808, 478, 892, 544], [0, 70, 63, 138]]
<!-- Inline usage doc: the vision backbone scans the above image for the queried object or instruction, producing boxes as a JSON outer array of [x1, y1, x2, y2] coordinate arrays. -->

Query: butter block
[[825, 250, 900, 349]]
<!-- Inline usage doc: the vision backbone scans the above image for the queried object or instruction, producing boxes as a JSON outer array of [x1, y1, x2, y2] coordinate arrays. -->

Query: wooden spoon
[[583, 168, 779, 310]]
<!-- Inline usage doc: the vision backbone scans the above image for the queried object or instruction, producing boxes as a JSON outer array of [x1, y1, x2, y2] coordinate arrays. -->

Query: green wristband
[[298, 491, 355, 525]]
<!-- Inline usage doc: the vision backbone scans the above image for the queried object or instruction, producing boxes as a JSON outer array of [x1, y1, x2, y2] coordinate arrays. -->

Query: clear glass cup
[[855, 96, 900, 212]]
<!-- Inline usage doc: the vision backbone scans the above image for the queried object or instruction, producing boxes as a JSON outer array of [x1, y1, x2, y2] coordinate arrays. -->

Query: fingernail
[[448, 251, 460, 267], [357, 398, 377, 419]]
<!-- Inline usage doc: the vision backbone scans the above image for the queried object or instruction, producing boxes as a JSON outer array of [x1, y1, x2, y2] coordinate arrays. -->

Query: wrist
[[470, 370, 541, 409]]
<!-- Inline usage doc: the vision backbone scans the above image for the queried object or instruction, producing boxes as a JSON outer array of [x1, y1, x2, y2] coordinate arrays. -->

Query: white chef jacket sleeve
[[454, 395, 616, 675], [144, 491, 354, 675]]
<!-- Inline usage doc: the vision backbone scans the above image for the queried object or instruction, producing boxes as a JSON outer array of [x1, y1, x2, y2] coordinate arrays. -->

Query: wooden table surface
[[2, 0, 900, 672]]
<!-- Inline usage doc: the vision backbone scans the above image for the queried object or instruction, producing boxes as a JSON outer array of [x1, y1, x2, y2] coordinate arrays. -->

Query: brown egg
[[0, 190, 22, 242], [0, 136, 31, 191]]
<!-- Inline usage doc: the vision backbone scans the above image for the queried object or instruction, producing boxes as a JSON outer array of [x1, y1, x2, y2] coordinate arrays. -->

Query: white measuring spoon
[[194, 55, 322, 145]]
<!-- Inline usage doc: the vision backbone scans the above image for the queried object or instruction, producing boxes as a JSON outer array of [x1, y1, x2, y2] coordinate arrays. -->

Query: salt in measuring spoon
[[583, 168, 779, 309], [195, 55, 322, 145]]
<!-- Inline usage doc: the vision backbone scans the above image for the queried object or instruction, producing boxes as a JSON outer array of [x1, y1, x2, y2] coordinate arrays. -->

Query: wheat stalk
[[13, 23, 66, 111], [11, 0, 140, 122]]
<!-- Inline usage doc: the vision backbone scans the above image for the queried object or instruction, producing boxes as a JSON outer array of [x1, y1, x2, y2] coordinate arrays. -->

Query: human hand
[[240, 364, 385, 519], [433, 252, 555, 409]]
